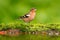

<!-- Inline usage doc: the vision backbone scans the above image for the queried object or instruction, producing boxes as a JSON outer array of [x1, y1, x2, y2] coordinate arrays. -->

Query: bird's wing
[[23, 13, 30, 18], [19, 13, 30, 19]]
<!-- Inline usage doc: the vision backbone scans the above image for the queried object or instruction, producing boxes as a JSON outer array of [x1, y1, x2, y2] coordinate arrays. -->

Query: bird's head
[[30, 8, 36, 12]]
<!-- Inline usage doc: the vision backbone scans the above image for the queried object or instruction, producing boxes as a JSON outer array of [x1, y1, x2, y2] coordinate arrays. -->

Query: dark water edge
[[0, 34, 60, 40]]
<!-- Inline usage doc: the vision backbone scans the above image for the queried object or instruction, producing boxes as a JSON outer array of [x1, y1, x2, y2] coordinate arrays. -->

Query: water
[[0, 34, 60, 40]]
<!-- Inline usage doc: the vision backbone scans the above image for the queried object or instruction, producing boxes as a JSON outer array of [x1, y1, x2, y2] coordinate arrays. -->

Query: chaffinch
[[18, 8, 36, 23]]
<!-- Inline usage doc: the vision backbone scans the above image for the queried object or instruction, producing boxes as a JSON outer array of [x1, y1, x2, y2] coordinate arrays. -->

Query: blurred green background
[[0, 0, 60, 24]]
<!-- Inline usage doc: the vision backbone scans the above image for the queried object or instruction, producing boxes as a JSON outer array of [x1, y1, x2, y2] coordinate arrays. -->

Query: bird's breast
[[29, 13, 36, 20]]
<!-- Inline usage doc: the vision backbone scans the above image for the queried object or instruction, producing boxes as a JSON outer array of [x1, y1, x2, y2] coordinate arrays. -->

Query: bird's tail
[[17, 16, 23, 20]]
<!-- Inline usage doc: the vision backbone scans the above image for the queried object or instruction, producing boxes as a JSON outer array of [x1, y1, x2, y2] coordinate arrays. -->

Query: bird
[[18, 8, 36, 23]]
